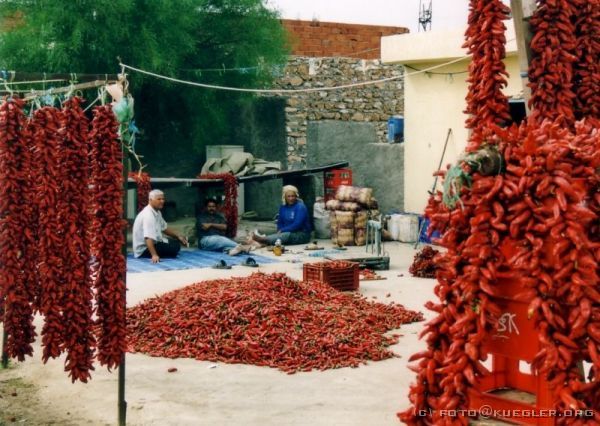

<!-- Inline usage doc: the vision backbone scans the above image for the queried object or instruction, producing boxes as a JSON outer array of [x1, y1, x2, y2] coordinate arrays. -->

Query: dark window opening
[[508, 99, 526, 125]]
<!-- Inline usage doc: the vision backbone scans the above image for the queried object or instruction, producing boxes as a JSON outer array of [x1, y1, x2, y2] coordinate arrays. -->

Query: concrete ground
[[1, 239, 440, 426]]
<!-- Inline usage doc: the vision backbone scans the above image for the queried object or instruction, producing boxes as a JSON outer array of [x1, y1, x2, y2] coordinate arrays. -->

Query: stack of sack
[[326, 185, 380, 246]]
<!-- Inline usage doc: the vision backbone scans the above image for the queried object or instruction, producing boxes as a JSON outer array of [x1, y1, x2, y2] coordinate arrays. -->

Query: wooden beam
[[0, 71, 119, 82], [510, 0, 537, 113], [20, 79, 117, 101]]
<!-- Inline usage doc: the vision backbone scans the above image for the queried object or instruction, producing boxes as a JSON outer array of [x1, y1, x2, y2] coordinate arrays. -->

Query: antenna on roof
[[418, 0, 433, 32]]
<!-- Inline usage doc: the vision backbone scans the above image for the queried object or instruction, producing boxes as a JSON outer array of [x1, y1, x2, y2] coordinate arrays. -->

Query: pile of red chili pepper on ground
[[127, 272, 424, 373], [408, 246, 440, 279], [399, 0, 600, 424], [0, 98, 127, 382]]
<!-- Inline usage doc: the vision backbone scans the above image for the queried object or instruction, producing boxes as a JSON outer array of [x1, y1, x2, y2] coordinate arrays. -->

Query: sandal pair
[[213, 258, 259, 269]]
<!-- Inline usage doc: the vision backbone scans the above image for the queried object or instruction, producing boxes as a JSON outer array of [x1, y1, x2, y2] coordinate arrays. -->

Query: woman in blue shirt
[[251, 185, 312, 246]]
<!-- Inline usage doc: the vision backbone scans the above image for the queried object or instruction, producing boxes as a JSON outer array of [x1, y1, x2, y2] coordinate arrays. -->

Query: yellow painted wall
[[381, 27, 524, 213]]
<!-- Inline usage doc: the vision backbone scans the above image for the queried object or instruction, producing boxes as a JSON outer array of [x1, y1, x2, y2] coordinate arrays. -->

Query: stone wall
[[272, 56, 404, 169]]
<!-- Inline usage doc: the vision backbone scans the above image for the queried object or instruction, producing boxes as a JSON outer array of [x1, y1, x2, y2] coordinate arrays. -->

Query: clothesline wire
[[175, 49, 383, 73], [404, 64, 469, 76], [119, 54, 472, 94]]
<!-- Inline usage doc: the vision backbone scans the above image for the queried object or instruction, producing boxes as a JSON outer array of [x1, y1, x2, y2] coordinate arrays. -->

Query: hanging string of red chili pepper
[[0, 97, 36, 361], [463, 0, 511, 151], [401, 118, 600, 424], [31, 106, 68, 362], [57, 97, 96, 383], [571, 0, 600, 120], [89, 105, 127, 370], [198, 172, 238, 238], [128, 171, 151, 212], [21, 109, 40, 312], [0, 95, 129, 383], [400, 1, 600, 422], [501, 121, 600, 417], [528, 0, 578, 125]]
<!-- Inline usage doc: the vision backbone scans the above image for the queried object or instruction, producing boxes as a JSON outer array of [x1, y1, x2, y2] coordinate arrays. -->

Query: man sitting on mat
[[133, 189, 189, 263], [196, 198, 250, 256]]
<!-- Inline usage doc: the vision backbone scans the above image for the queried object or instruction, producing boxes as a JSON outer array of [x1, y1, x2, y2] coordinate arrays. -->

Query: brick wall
[[282, 19, 408, 60]]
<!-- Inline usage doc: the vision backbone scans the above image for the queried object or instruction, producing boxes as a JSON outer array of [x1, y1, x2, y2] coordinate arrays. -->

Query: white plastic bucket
[[398, 214, 419, 242], [388, 214, 402, 240]]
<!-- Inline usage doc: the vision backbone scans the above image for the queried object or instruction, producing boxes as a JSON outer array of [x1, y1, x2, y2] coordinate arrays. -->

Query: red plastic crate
[[470, 272, 557, 425], [324, 168, 352, 188], [303, 261, 359, 291]]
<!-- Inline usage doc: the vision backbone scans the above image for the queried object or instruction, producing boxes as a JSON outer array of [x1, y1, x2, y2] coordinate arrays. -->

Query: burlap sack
[[354, 211, 368, 229], [353, 211, 368, 246], [325, 200, 362, 212], [335, 211, 355, 229], [337, 228, 355, 246], [335, 185, 373, 206], [355, 228, 366, 246], [330, 211, 338, 245]]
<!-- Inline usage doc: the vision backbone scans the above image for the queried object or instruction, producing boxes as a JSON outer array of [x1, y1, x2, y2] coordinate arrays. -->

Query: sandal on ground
[[242, 257, 259, 267], [305, 241, 324, 250], [213, 259, 232, 269]]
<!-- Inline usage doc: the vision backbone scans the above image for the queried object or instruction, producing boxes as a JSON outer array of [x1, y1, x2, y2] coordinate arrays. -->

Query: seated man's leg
[[155, 239, 181, 258], [200, 235, 238, 252], [285, 231, 312, 245], [262, 232, 291, 245], [260, 231, 310, 246]]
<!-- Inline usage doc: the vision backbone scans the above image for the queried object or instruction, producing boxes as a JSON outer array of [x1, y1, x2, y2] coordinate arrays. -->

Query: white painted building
[[381, 24, 524, 214]]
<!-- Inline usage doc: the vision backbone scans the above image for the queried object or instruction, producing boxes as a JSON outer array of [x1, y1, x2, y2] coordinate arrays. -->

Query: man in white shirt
[[132, 189, 188, 263]]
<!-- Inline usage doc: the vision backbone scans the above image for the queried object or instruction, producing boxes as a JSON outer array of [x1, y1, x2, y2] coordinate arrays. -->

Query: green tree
[[0, 0, 290, 175]]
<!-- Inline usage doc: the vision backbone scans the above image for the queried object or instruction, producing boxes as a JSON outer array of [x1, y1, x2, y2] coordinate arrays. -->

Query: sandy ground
[[1, 240, 440, 426]]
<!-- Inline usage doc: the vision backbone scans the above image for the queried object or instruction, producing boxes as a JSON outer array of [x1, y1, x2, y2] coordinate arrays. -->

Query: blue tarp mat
[[127, 249, 278, 273]]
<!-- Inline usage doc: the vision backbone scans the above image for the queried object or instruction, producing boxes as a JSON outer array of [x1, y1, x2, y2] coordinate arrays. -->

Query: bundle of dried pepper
[[57, 98, 96, 383], [128, 171, 151, 212], [0, 97, 36, 361], [89, 105, 127, 370], [528, 0, 578, 125], [409, 246, 440, 279], [570, 0, 600, 120], [31, 106, 66, 362], [400, 0, 600, 421], [0, 98, 36, 361], [462, 0, 511, 150], [400, 119, 600, 424], [1, 97, 130, 383], [127, 273, 423, 373]]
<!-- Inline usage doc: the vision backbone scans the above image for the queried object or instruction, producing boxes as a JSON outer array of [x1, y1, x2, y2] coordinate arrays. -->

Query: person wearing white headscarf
[[250, 185, 312, 247]]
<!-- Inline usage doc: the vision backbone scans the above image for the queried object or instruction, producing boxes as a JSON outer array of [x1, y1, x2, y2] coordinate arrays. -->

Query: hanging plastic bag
[[313, 197, 331, 239]]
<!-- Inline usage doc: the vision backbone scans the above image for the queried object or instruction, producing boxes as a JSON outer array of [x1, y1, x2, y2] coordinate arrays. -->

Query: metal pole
[[118, 125, 130, 426], [1, 326, 8, 368], [414, 128, 452, 249]]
